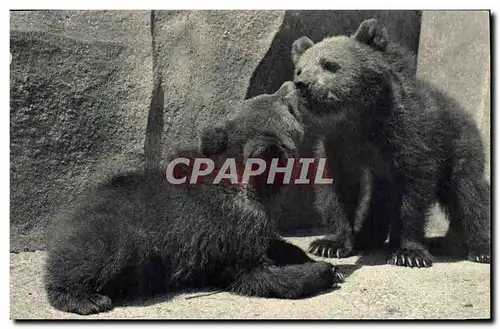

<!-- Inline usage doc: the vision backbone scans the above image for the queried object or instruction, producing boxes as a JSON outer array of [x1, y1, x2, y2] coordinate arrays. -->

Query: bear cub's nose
[[294, 80, 309, 97]]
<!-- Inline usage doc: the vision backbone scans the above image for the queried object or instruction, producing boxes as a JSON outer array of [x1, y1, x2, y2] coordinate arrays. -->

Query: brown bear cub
[[291, 19, 490, 268], [44, 81, 343, 315]]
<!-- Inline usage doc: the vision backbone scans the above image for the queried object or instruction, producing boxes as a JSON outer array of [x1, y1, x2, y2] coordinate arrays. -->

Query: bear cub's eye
[[284, 100, 298, 120], [296, 68, 302, 76], [320, 58, 340, 73]]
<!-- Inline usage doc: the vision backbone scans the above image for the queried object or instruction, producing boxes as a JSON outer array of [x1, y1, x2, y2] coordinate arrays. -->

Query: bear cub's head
[[198, 81, 304, 187], [292, 18, 395, 123]]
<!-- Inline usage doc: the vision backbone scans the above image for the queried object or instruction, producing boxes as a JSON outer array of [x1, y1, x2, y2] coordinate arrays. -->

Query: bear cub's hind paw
[[468, 251, 490, 264], [48, 289, 113, 315]]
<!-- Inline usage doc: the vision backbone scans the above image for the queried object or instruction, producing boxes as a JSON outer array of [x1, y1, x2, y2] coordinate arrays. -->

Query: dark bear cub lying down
[[292, 19, 491, 267], [44, 81, 343, 315]]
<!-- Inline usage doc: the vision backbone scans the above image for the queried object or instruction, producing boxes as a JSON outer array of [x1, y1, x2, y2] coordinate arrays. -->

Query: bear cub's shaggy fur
[[44, 82, 342, 315], [292, 19, 491, 268]]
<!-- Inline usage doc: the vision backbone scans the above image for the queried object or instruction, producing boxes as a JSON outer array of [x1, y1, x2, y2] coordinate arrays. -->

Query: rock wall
[[10, 11, 153, 252], [417, 11, 491, 181]]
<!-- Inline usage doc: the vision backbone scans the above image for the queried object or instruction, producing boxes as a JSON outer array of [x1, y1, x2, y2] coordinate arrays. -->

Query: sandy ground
[[10, 234, 490, 320]]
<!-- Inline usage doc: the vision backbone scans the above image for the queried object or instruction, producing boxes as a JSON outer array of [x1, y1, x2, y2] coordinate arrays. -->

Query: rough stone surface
[[10, 11, 153, 252], [10, 235, 491, 319], [417, 11, 491, 181], [155, 10, 285, 154]]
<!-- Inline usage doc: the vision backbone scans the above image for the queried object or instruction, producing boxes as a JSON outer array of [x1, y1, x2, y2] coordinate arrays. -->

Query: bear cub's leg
[[46, 286, 113, 316], [387, 188, 434, 268], [448, 176, 491, 263], [45, 254, 117, 315], [231, 239, 343, 299], [309, 167, 376, 259], [230, 261, 342, 299], [44, 224, 128, 315], [266, 238, 315, 265]]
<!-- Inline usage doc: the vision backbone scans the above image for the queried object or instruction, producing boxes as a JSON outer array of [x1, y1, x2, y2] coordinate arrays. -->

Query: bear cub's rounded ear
[[292, 36, 315, 65], [353, 18, 389, 51], [199, 126, 228, 157]]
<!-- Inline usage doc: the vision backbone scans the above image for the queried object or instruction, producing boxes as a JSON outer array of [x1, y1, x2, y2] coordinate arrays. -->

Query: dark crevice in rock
[[144, 10, 165, 174]]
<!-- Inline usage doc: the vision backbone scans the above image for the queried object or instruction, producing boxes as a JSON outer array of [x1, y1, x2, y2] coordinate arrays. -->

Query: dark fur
[[291, 19, 491, 267], [43, 81, 342, 315]]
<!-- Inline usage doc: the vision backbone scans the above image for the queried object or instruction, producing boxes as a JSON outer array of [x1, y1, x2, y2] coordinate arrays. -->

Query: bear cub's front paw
[[309, 236, 353, 259], [387, 248, 433, 268], [312, 261, 345, 289]]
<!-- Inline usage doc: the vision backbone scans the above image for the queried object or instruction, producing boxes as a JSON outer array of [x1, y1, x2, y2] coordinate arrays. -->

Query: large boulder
[[10, 11, 153, 252], [417, 11, 490, 181], [154, 11, 285, 154]]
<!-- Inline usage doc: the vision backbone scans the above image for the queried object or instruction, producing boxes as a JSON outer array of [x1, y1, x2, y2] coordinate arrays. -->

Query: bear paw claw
[[387, 249, 433, 268], [308, 239, 353, 259], [332, 267, 345, 283], [468, 252, 490, 264]]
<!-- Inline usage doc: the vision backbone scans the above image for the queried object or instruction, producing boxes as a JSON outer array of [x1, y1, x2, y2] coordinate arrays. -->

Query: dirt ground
[[10, 234, 490, 320]]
